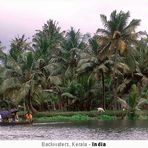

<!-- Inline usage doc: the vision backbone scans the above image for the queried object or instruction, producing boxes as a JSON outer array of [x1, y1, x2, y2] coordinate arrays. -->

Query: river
[[1, 120, 148, 140]]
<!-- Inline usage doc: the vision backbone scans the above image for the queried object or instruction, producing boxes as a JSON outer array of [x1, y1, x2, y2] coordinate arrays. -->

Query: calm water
[[1, 120, 148, 140]]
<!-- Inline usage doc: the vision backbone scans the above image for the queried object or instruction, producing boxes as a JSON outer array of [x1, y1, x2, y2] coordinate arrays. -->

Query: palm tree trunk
[[53, 102, 56, 111], [101, 71, 105, 109], [112, 46, 118, 110], [28, 96, 37, 113], [24, 99, 29, 111], [25, 89, 37, 113]]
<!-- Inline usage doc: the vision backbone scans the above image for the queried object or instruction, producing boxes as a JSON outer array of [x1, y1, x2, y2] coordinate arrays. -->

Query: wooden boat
[[0, 109, 33, 126], [0, 121, 32, 126]]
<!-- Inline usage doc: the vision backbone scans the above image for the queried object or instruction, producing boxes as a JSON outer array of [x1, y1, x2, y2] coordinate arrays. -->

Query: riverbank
[[30, 110, 148, 123]]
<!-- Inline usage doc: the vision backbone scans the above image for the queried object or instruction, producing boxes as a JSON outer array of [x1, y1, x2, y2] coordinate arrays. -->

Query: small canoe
[[0, 121, 32, 126]]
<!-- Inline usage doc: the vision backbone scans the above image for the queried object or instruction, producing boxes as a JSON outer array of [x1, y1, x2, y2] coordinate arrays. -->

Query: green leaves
[[48, 75, 62, 86], [62, 27, 89, 51], [137, 98, 148, 109], [124, 19, 141, 32], [117, 78, 131, 93], [77, 60, 97, 74], [10, 35, 32, 61], [33, 19, 64, 61], [0, 13, 147, 112], [5, 56, 22, 75], [21, 52, 34, 71], [0, 44, 6, 63], [0, 78, 22, 103], [116, 63, 130, 74], [100, 14, 108, 28], [61, 92, 77, 99], [128, 84, 138, 109], [117, 97, 128, 108]]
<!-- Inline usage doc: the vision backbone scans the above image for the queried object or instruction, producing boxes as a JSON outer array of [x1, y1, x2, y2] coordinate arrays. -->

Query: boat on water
[[0, 121, 32, 126], [0, 108, 33, 126]]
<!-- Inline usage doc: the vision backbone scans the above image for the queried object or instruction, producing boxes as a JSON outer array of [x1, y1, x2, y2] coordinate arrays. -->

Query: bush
[[33, 114, 90, 123], [98, 115, 115, 121], [71, 114, 90, 121], [33, 111, 97, 118]]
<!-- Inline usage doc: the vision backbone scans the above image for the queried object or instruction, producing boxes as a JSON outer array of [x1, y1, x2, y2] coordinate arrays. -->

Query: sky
[[0, 0, 148, 49]]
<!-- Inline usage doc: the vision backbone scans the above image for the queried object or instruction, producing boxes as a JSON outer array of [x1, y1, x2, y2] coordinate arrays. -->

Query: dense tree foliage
[[0, 11, 148, 117]]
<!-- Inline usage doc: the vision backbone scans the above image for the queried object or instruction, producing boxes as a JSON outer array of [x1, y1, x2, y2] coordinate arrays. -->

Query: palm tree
[[89, 35, 114, 109], [61, 74, 98, 111], [0, 37, 39, 113], [10, 35, 32, 61], [134, 37, 148, 75], [117, 36, 148, 96], [62, 27, 90, 51], [59, 28, 91, 81], [0, 41, 6, 65], [31, 20, 69, 111], [118, 84, 148, 119], [97, 10, 141, 108], [89, 35, 100, 55], [0, 52, 37, 112], [33, 19, 65, 62], [97, 10, 141, 49]]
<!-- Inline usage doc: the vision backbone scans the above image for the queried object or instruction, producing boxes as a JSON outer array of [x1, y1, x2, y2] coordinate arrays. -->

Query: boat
[[0, 108, 33, 126], [0, 121, 32, 126]]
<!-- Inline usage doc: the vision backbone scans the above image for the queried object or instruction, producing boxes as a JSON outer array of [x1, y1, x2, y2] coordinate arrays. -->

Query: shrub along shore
[[25, 110, 148, 123]]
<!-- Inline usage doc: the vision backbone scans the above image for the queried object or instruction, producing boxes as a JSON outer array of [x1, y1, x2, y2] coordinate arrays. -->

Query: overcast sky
[[0, 0, 148, 49]]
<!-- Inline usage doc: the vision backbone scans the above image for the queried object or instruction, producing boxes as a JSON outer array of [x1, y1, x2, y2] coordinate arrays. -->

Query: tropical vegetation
[[1, 10, 148, 120]]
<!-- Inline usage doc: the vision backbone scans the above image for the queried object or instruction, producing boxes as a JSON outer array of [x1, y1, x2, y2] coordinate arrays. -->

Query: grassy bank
[[33, 114, 91, 123], [17, 110, 148, 123], [32, 110, 127, 123], [33, 110, 127, 117]]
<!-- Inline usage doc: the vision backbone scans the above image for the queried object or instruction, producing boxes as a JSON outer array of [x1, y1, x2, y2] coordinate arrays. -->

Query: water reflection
[[1, 120, 148, 140]]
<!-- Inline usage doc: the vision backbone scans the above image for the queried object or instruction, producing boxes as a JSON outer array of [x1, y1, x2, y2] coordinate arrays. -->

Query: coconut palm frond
[[99, 14, 108, 28], [77, 62, 95, 74], [18, 83, 30, 99], [117, 63, 130, 74], [118, 40, 126, 54], [61, 92, 77, 99], [117, 97, 128, 108], [77, 56, 98, 68], [97, 64, 109, 73], [142, 76, 148, 85], [43, 63, 58, 74], [124, 19, 141, 32], [137, 98, 148, 109], [98, 42, 111, 60], [6, 57, 22, 75], [0, 78, 21, 93], [26, 52, 34, 70], [77, 58, 90, 67], [48, 75, 62, 86], [0, 48, 6, 62], [97, 29, 110, 36], [117, 79, 131, 93]]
